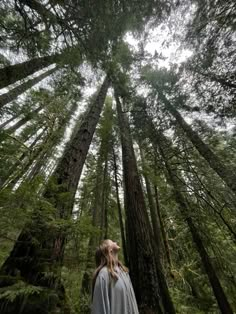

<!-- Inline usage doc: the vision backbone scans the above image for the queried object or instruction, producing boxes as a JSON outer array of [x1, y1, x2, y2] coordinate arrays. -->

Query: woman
[[91, 239, 139, 314]]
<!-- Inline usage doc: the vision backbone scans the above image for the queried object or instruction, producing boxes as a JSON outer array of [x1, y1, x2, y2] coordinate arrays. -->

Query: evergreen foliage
[[0, 0, 235, 313]]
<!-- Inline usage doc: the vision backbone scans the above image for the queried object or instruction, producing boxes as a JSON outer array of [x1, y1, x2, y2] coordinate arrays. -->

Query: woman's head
[[95, 239, 120, 267], [92, 239, 127, 296]]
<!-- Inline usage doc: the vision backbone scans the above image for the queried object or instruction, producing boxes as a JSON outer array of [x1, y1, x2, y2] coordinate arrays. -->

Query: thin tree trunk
[[102, 159, 109, 240], [80, 139, 110, 308], [0, 140, 45, 190], [116, 92, 175, 314], [0, 77, 110, 314], [152, 150, 172, 268], [0, 66, 58, 109], [159, 90, 236, 195], [0, 115, 16, 129], [139, 143, 163, 256], [0, 127, 47, 188], [81, 160, 104, 295], [7, 105, 44, 134], [0, 54, 61, 89], [156, 133, 234, 314], [113, 148, 128, 266], [154, 185, 172, 268]]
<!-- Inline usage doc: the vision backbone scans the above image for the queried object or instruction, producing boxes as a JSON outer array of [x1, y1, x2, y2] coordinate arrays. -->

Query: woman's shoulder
[[97, 266, 109, 278]]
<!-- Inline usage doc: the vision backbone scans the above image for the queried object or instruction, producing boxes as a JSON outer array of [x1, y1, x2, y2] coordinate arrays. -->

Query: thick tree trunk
[[0, 54, 61, 89], [116, 93, 175, 314], [0, 66, 58, 109], [113, 148, 128, 266], [159, 91, 236, 195], [0, 77, 110, 314], [156, 134, 234, 314], [47, 76, 110, 212]]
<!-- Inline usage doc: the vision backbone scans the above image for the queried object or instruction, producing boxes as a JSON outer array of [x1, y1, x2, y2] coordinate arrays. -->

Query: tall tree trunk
[[153, 150, 172, 268], [0, 66, 58, 109], [0, 127, 47, 188], [0, 101, 75, 190], [139, 143, 163, 257], [101, 159, 109, 240], [154, 184, 172, 268], [80, 142, 111, 314], [113, 148, 128, 266], [158, 90, 236, 195], [6, 105, 44, 134], [81, 102, 114, 300], [138, 142, 176, 313], [0, 115, 17, 129], [116, 92, 175, 314], [80, 164, 104, 303], [0, 137, 47, 190], [0, 54, 61, 89], [154, 131, 234, 314], [0, 77, 110, 314]]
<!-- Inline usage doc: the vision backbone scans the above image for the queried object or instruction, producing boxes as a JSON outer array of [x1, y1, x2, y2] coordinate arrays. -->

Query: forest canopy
[[0, 0, 235, 313]]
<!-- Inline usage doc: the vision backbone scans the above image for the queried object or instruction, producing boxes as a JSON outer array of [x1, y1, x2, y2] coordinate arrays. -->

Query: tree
[[0, 66, 58, 109], [141, 67, 236, 196], [115, 88, 175, 314], [132, 95, 234, 313], [0, 76, 110, 314]]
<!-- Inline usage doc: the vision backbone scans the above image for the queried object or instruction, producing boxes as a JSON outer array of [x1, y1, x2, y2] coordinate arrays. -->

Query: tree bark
[[154, 185, 172, 268], [116, 92, 175, 314], [139, 143, 163, 256], [0, 76, 110, 314], [0, 66, 58, 109], [0, 54, 61, 89], [113, 148, 128, 266], [80, 156, 105, 301], [159, 90, 236, 195], [101, 159, 109, 240], [80, 122, 112, 313]]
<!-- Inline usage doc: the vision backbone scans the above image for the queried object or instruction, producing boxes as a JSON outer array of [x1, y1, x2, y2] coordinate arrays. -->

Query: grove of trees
[[0, 0, 235, 313]]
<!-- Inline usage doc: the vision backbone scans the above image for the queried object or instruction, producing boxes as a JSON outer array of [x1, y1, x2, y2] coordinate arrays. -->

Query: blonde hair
[[92, 239, 128, 296]]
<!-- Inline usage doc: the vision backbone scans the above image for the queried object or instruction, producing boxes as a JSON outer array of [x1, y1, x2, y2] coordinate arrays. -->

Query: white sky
[[125, 25, 193, 69]]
